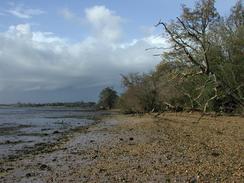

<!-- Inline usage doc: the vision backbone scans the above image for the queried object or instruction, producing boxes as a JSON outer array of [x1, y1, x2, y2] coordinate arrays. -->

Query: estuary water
[[0, 107, 98, 159]]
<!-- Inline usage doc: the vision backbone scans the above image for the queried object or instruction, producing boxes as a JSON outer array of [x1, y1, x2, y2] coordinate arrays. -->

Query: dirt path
[[1, 113, 243, 182]]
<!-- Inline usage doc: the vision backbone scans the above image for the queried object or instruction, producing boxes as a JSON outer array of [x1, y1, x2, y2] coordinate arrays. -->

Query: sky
[[0, 0, 238, 103]]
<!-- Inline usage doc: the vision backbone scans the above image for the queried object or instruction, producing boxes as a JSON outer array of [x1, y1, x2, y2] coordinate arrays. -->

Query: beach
[[1, 112, 244, 182]]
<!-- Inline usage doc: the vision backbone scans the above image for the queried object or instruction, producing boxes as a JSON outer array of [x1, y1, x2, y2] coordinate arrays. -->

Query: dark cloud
[[0, 6, 167, 103]]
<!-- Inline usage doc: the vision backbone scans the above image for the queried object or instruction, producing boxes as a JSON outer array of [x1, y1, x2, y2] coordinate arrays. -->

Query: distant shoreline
[[0, 101, 97, 109]]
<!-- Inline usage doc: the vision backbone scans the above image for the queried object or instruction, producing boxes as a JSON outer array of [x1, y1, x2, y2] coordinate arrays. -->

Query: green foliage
[[119, 0, 243, 114], [98, 87, 118, 110], [119, 73, 161, 113]]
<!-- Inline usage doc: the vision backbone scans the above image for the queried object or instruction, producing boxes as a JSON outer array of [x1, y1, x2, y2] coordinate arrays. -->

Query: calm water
[[0, 107, 97, 159]]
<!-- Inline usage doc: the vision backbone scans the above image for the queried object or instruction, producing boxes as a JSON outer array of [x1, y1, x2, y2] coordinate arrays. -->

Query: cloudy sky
[[0, 0, 237, 103]]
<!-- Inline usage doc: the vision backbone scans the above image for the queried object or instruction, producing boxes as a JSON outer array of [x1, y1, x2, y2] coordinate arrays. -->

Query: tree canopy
[[119, 0, 243, 114], [98, 87, 118, 110]]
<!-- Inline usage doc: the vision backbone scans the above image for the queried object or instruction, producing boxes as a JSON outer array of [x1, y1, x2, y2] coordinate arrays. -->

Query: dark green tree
[[98, 87, 118, 109]]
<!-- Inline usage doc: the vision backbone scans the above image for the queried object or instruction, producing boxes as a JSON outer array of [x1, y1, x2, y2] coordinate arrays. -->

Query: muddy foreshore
[[0, 112, 243, 182]]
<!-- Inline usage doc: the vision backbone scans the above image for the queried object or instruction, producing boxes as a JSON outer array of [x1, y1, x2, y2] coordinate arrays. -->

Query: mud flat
[[1, 112, 243, 182]]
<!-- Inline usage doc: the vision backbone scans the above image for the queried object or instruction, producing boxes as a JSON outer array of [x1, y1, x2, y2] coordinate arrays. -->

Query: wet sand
[[0, 107, 100, 159], [1, 113, 243, 182]]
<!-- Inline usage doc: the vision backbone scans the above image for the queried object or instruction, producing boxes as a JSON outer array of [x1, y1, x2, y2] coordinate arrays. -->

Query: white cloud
[[85, 6, 123, 42], [59, 8, 84, 26], [60, 8, 76, 20], [144, 36, 169, 46], [7, 24, 31, 36], [6, 4, 45, 19], [60, 6, 123, 42], [0, 6, 168, 98]]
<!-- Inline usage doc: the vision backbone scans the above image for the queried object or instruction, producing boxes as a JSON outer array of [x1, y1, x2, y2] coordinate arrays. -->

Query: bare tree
[[156, 0, 219, 76]]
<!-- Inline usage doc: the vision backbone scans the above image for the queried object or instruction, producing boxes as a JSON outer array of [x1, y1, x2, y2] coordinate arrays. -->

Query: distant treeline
[[12, 101, 96, 108], [116, 0, 243, 114]]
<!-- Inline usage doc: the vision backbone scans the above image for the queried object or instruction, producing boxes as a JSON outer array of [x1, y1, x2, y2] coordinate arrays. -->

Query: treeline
[[118, 0, 243, 114], [15, 101, 96, 108]]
